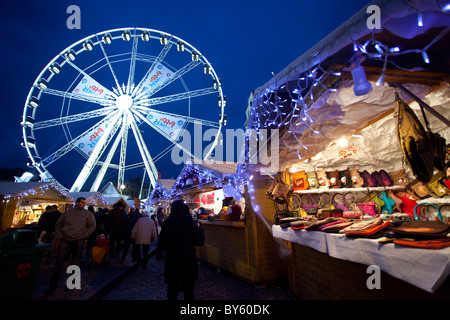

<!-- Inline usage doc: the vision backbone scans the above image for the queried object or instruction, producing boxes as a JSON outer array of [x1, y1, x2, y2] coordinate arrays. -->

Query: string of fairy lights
[[247, 18, 450, 163], [1, 182, 73, 203]]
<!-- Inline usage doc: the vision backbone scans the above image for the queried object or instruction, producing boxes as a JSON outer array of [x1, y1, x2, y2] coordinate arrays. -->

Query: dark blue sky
[[0, 0, 370, 187]]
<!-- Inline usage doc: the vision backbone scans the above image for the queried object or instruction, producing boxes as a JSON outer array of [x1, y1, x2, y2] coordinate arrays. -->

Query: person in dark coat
[[156, 199, 202, 301], [120, 210, 139, 263], [108, 202, 127, 258]]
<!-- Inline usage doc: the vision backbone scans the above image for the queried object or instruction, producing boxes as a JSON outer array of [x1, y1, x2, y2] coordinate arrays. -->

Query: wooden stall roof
[[0, 182, 74, 203]]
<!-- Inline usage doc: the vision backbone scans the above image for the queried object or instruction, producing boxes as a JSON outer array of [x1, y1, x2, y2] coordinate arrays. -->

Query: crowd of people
[[38, 197, 204, 300]]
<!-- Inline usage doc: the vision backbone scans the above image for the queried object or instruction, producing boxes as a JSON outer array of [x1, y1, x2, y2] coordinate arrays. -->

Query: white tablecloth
[[272, 225, 450, 293]]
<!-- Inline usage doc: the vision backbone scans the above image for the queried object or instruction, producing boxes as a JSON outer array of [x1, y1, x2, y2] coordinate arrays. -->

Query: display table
[[273, 225, 450, 298], [195, 212, 287, 286]]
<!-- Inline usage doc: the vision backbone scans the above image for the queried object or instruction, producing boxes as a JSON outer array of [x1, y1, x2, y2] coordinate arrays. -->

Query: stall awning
[[244, 0, 450, 173], [170, 160, 238, 196], [0, 182, 74, 203]]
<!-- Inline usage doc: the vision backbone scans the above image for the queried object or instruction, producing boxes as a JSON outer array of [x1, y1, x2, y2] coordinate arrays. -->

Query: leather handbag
[[291, 171, 309, 191], [339, 169, 352, 188], [427, 171, 448, 197], [316, 170, 330, 189], [413, 202, 444, 222], [332, 193, 348, 211], [327, 170, 341, 188], [357, 201, 379, 217], [394, 191, 417, 219], [349, 169, 364, 188], [306, 171, 319, 189], [300, 194, 319, 212], [388, 169, 410, 186]]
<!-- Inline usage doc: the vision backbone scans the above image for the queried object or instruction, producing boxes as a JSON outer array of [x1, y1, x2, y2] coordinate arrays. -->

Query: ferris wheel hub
[[115, 94, 133, 110]]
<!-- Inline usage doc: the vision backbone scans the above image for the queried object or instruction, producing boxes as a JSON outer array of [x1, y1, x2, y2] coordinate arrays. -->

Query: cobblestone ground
[[101, 257, 297, 300]]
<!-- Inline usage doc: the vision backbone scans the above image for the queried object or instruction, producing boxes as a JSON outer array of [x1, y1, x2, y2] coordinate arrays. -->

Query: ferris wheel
[[21, 28, 226, 193]]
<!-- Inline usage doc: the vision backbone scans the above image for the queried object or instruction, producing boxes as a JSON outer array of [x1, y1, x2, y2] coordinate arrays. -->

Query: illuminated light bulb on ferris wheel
[[49, 62, 61, 74], [177, 40, 185, 51], [102, 33, 112, 44], [64, 49, 76, 61], [160, 33, 168, 45], [141, 30, 150, 41], [122, 30, 131, 41], [28, 97, 39, 108], [83, 39, 94, 51]]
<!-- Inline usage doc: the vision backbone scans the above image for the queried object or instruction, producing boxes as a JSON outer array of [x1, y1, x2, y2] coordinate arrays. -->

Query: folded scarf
[[322, 221, 354, 233], [339, 217, 383, 233], [394, 238, 450, 249], [345, 221, 390, 238], [305, 218, 339, 231]]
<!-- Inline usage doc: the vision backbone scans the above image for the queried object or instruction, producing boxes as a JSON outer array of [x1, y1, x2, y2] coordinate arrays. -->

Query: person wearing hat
[[131, 210, 157, 268]]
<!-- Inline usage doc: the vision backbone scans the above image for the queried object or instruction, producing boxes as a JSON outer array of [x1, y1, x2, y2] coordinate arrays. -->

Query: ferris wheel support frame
[[21, 27, 226, 193]]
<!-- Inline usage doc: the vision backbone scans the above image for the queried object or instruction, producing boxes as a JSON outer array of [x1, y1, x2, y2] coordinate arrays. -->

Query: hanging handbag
[[427, 171, 448, 197], [319, 193, 334, 210], [378, 191, 396, 214], [345, 193, 363, 216], [357, 201, 379, 217], [361, 170, 377, 188], [388, 169, 410, 186], [394, 191, 417, 219], [327, 170, 341, 188], [332, 193, 348, 211], [300, 194, 319, 213], [316, 170, 330, 189], [306, 171, 319, 189], [413, 202, 444, 222], [349, 169, 364, 188], [291, 171, 309, 191], [409, 179, 432, 199], [363, 191, 385, 212], [387, 191, 402, 213], [339, 169, 352, 188]]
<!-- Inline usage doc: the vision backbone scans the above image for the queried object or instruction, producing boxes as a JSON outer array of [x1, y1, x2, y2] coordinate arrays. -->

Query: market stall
[[170, 160, 287, 285], [240, 0, 450, 299], [0, 182, 74, 235], [145, 178, 175, 212]]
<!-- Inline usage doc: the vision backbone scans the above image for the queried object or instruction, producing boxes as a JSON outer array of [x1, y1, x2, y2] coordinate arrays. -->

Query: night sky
[[0, 0, 370, 189]]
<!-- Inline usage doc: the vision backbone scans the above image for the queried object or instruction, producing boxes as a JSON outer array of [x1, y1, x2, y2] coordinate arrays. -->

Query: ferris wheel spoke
[[134, 41, 174, 94], [133, 105, 219, 128], [64, 60, 115, 98], [126, 110, 158, 188], [41, 111, 119, 167], [70, 111, 124, 192], [136, 87, 218, 107], [96, 37, 122, 92], [32, 106, 117, 130], [131, 109, 198, 161], [89, 119, 124, 192], [117, 112, 129, 191], [41, 88, 115, 106], [127, 31, 139, 93]]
